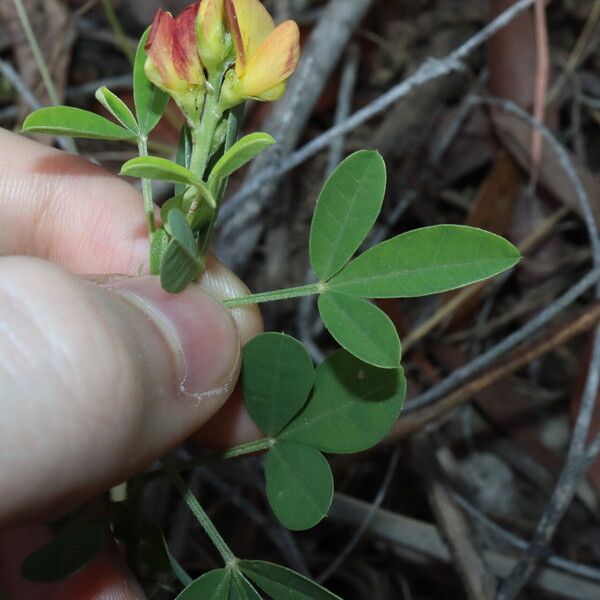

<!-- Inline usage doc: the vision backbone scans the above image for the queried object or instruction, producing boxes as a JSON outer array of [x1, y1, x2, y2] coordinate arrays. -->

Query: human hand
[[0, 128, 262, 598]]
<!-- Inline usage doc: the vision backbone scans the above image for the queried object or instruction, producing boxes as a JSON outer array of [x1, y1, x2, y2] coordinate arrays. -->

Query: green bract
[[133, 28, 169, 136]]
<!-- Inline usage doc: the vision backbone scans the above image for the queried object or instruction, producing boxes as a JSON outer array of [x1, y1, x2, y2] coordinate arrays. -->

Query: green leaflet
[[318, 291, 401, 369], [209, 132, 275, 188], [329, 225, 521, 298], [280, 350, 406, 453], [265, 442, 333, 530], [176, 569, 231, 600], [160, 209, 203, 293], [22, 106, 135, 140], [242, 333, 314, 437], [95, 86, 139, 133], [121, 157, 216, 208], [239, 560, 343, 600], [310, 151, 386, 281]]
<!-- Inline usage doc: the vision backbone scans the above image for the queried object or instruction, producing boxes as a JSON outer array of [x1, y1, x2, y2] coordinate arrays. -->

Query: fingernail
[[109, 277, 240, 398]]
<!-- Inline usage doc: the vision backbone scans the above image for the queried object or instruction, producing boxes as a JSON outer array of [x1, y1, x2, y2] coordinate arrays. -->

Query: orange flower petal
[[226, 0, 275, 77], [145, 3, 204, 95], [172, 2, 203, 86], [239, 20, 300, 98], [146, 10, 179, 89]]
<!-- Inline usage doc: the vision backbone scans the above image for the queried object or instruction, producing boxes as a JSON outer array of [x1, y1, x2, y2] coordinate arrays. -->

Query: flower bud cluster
[[144, 0, 300, 120]]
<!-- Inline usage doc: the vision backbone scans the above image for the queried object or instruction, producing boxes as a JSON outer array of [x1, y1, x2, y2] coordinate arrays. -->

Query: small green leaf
[[160, 195, 185, 229], [329, 225, 521, 298], [162, 534, 193, 587], [160, 209, 203, 293], [95, 86, 139, 133], [242, 333, 314, 436], [21, 522, 106, 582], [310, 150, 387, 282], [318, 291, 401, 369], [121, 156, 199, 186], [209, 132, 275, 187], [176, 124, 193, 196], [265, 442, 333, 531], [22, 106, 135, 140], [134, 28, 169, 135], [150, 228, 169, 275], [231, 572, 262, 600], [121, 157, 216, 208], [239, 560, 343, 600], [176, 569, 231, 600], [280, 350, 406, 453]]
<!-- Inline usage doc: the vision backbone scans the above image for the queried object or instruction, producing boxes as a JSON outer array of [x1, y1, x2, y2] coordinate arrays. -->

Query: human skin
[[0, 128, 262, 598]]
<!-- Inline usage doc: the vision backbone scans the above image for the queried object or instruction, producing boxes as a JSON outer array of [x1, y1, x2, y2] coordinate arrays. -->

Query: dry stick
[[394, 301, 600, 440], [404, 267, 600, 415], [413, 436, 497, 599], [217, 0, 537, 227], [402, 205, 570, 352], [0, 58, 74, 153], [326, 44, 361, 176], [10, 0, 77, 155], [330, 494, 600, 600], [452, 491, 600, 583], [546, 0, 600, 105], [470, 97, 600, 600], [530, 0, 550, 187], [406, 95, 600, 410], [217, 0, 373, 269], [317, 447, 400, 585]]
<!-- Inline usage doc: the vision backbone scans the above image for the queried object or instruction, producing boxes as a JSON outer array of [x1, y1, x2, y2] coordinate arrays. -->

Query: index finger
[[0, 128, 149, 274]]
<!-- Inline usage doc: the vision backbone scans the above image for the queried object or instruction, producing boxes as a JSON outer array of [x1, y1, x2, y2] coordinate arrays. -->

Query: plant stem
[[137, 136, 156, 234], [190, 74, 224, 180], [139, 438, 272, 483], [223, 283, 323, 308], [161, 458, 236, 565]]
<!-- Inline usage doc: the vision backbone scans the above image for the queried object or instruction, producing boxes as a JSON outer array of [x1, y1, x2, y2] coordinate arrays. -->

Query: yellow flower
[[221, 0, 300, 107], [145, 3, 205, 104], [197, 0, 232, 75]]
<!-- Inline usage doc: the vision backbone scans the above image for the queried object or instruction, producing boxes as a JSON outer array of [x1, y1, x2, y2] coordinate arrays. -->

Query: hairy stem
[[190, 74, 225, 180], [137, 136, 156, 234], [161, 458, 236, 565], [223, 283, 324, 308]]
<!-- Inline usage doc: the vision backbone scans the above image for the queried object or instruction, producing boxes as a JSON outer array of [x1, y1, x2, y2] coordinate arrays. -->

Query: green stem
[[223, 283, 323, 308], [139, 438, 272, 483], [161, 458, 236, 565], [190, 74, 225, 180], [137, 136, 156, 234]]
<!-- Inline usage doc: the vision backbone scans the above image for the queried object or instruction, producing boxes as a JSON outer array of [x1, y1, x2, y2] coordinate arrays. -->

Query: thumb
[[0, 256, 241, 527]]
